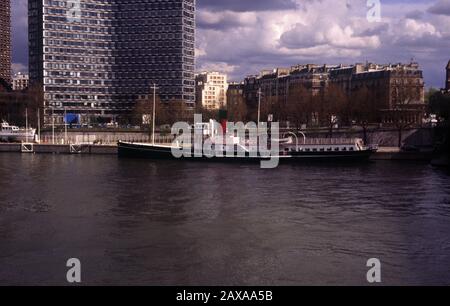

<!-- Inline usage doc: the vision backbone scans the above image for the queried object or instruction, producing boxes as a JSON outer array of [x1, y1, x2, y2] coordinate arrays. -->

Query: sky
[[11, 0, 450, 88]]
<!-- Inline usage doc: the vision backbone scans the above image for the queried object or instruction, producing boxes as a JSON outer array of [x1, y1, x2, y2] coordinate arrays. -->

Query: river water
[[0, 153, 449, 285]]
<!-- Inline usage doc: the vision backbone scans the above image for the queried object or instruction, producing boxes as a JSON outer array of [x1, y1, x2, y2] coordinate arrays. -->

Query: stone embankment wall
[[39, 127, 434, 147]]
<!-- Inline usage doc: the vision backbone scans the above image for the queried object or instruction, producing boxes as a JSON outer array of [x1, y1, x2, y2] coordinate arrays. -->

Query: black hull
[[118, 142, 375, 163], [118, 142, 276, 163], [118, 142, 182, 159]]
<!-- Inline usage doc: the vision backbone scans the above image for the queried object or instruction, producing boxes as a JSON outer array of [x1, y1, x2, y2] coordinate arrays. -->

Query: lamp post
[[257, 88, 262, 134], [64, 108, 68, 144], [25, 108, 28, 143], [151, 83, 159, 145], [37, 108, 41, 143], [52, 108, 55, 144]]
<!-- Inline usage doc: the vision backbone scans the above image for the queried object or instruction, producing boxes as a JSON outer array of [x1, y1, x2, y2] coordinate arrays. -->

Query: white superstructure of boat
[[0, 121, 37, 143]]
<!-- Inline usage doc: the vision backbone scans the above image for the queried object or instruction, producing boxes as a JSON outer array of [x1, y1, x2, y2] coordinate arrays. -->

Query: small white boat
[[281, 136, 378, 161], [0, 121, 37, 143]]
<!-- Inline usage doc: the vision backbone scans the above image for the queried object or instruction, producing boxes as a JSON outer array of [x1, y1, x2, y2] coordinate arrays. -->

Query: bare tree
[[429, 91, 450, 122], [385, 85, 424, 148], [165, 100, 193, 124], [133, 94, 168, 127], [260, 94, 275, 123], [0, 83, 44, 128], [320, 83, 348, 137], [195, 103, 220, 122], [27, 84, 45, 128], [286, 84, 311, 131], [350, 85, 379, 144], [385, 102, 419, 148], [227, 94, 247, 122]]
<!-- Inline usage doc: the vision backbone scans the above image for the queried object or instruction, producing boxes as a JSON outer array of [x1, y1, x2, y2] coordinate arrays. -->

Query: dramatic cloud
[[196, 10, 257, 30], [197, 0, 298, 12], [428, 0, 450, 16], [405, 10, 425, 20], [279, 22, 381, 50], [195, 0, 450, 87], [11, 0, 450, 88]]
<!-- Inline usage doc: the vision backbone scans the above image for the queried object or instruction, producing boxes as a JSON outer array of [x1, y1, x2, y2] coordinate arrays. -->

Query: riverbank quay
[[36, 126, 434, 147], [370, 147, 433, 161], [0, 143, 117, 155], [0, 143, 434, 161]]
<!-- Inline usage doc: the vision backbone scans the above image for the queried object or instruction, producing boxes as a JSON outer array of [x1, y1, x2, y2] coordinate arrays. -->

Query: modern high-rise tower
[[0, 0, 11, 84], [29, 0, 195, 124]]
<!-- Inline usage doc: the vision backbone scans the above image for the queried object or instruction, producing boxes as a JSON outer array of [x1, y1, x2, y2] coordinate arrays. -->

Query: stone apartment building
[[288, 64, 336, 96], [195, 72, 228, 110], [241, 62, 425, 124], [227, 82, 244, 108], [226, 82, 246, 121], [330, 62, 425, 109], [12, 73, 30, 91]]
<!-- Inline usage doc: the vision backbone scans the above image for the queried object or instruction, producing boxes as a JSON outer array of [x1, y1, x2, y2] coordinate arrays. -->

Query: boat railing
[[120, 134, 364, 148], [296, 138, 360, 146], [152, 136, 360, 146]]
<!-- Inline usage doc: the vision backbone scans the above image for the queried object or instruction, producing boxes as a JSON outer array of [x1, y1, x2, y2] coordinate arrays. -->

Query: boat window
[[305, 148, 311, 152], [334, 148, 340, 151], [327, 148, 332, 151], [320, 148, 325, 152], [312, 148, 317, 152], [342, 148, 347, 151], [350, 147, 354, 151]]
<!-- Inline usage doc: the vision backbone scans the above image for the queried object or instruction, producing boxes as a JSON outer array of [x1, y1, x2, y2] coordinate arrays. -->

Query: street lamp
[[150, 83, 159, 145]]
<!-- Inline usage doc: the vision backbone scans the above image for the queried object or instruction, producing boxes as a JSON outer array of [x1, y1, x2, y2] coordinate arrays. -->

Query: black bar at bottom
[[0, 286, 446, 305]]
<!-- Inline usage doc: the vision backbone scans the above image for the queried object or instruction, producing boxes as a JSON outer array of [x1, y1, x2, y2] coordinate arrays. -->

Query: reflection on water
[[0, 153, 449, 285]]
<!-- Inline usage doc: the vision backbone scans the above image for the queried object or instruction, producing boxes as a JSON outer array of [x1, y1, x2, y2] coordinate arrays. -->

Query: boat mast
[[257, 88, 263, 151], [25, 108, 28, 143], [64, 108, 68, 144], [52, 108, 55, 144], [37, 108, 41, 143], [151, 83, 158, 145], [257, 88, 261, 135]]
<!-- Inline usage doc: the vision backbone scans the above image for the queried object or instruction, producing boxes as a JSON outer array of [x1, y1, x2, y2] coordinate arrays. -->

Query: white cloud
[[197, 10, 257, 29], [196, 0, 450, 87], [428, 0, 450, 16], [280, 22, 381, 50], [12, 63, 28, 75], [11, 0, 449, 87], [197, 62, 238, 75]]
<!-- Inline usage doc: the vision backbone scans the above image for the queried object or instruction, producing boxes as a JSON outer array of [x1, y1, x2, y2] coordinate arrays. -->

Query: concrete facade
[[0, 0, 11, 84], [29, 0, 196, 125], [195, 72, 228, 110], [12, 73, 29, 91]]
